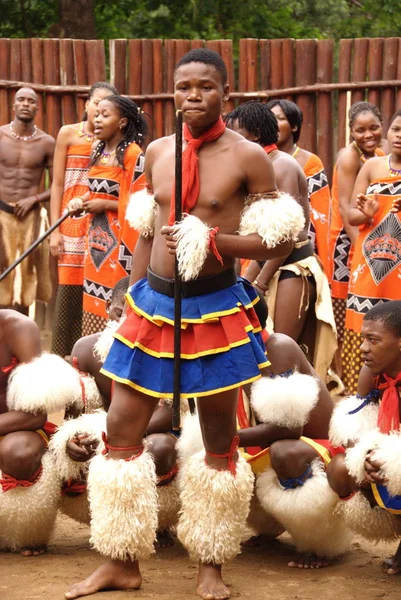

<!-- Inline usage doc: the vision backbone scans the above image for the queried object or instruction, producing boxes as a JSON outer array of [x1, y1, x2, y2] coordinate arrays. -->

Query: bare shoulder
[[71, 333, 100, 372], [337, 144, 360, 170], [55, 123, 79, 143], [275, 150, 303, 171], [147, 135, 174, 156], [6, 312, 40, 346], [266, 332, 308, 373], [228, 129, 266, 159], [357, 365, 376, 396]]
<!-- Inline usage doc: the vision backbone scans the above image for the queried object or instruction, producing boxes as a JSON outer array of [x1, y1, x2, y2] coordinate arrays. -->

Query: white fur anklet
[[60, 492, 91, 526], [250, 372, 319, 428], [88, 449, 158, 560], [125, 189, 157, 238], [371, 433, 401, 497], [157, 478, 181, 531], [177, 451, 254, 563], [239, 192, 305, 248], [256, 460, 352, 557], [345, 430, 383, 484], [334, 491, 398, 542], [329, 394, 379, 447]]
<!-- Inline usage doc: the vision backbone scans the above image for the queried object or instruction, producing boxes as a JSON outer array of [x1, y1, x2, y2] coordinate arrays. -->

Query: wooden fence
[[1, 37, 401, 182]]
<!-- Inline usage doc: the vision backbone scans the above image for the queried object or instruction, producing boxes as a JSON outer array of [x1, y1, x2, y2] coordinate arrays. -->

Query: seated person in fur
[[327, 301, 401, 575], [50, 277, 183, 547], [237, 294, 351, 568], [0, 309, 82, 555]]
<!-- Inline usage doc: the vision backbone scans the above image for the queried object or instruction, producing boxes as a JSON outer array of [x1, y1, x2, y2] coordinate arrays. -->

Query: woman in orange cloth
[[49, 82, 118, 357], [343, 109, 401, 393], [80, 95, 147, 336], [329, 102, 384, 363], [267, 99, 331, 277]]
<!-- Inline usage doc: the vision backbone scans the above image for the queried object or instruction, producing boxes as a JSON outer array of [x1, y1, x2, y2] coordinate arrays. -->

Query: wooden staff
[[172, 109, 183, 431], [0, 210, 71, 283]]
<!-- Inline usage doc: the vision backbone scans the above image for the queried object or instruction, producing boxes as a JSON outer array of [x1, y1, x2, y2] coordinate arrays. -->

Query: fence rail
[[1, 36, 401, 183]]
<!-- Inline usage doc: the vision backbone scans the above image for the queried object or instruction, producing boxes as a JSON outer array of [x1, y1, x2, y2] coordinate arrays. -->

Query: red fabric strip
[[263, 144, 278, 154], [377, 372, 401, 433], [208, 226, 223, 265], [102, 431, 144, 459], [169, 117, 226, 225], [1, 357, 19, 374], [0, 465, 43, 493], [206, 435, 240, 475], [157, 463, 179, 485]]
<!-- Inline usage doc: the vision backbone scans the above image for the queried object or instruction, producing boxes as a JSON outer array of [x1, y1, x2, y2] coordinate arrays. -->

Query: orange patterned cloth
[[58, 143, 91, 286], [303, 153, 331, 277]]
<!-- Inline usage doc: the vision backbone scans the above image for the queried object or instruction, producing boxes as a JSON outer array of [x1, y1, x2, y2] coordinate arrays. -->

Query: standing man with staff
[[0, 87, 55, 313], [66, 48, 303, 600]]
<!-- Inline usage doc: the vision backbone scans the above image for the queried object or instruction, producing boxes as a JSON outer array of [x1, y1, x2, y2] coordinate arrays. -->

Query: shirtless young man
[[226, 101, 336, 382], [0, 87, 55, 312], [0, 309, 80, 555], [327, 301, 401, 575], [65, 49, 303, 600]]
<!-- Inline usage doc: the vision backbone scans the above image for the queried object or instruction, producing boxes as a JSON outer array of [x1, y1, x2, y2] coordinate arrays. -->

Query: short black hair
[[225, 101, 278, 146], [175, 48, 228, 86], [364, 301, 401, 337], [266, 99, 303, 143], [111, 276, 130, 303], [348, 101, 382, 129], [389, 109, 401, 126]]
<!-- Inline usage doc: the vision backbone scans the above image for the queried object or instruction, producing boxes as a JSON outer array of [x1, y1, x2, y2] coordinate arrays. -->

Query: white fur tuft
[[239, 193, 305, 248], [250, 372, 319, 428], [172, 215, 210, 281], [246, 493, 285, 540], [334, 491, 398, 542], [345, 430, 383, 484], [329, 395, 379, 447], [59, 492, 91, 526], [88, 450, 158, 560], [157, 479, 181, 530], [93, 318, 124, 364], [0, 452, 60, 551], [125, 189, 157, 238], [7, 353, 82, 415], [176, 412, 204, 461], [256, 460, 352, 557], [49, 411, 106, 483], [371, 433, 401, 497], [81, 374, 103, 413], [177, 451, 254, 564]]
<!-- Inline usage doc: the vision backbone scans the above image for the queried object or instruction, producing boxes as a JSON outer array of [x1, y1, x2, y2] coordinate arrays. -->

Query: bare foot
[[288, 553, 331, 569], [156, 529, 175, 549], [65, 559, 141, 599], [20, 546, 46, 557], [383, 541, 401, 575], [197, 563, 230, 600]]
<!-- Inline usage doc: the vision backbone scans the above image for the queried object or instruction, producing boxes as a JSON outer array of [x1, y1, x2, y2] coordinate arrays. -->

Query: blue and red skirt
[[101, 273, 269, 398]]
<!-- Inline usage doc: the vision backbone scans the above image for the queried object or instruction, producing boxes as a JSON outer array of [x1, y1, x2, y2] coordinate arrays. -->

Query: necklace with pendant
[[77, 121, 95, 142], [100, 149, 116, 164], [388, 155, 401, 177], [9, 122, 37, 141]]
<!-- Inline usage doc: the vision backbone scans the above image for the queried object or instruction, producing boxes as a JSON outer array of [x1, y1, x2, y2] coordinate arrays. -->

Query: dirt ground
[[0, 514, 399, 600]]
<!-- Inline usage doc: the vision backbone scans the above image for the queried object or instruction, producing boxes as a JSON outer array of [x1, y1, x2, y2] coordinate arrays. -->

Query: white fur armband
[[250, 372, 319, 429], [371, 433, 401, 497], [329, 395, 379, 447], [239, 192, 305, 248], [345, 430, 383, 484], [172, 214, 212, 281], [7, 353, 82, 415], [93, 317, 125, 364], [49, 410, 107, 482], [125, 189, 157, 238]]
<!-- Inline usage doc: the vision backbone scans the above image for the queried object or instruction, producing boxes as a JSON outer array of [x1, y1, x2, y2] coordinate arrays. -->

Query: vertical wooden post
[[295, 39, 317, 153], [367, 38, 383, 108], [337, 39, 353, 152], [381, 38, 399, 133], [317, 40, 334, 183], [60, 39, 77, 125]]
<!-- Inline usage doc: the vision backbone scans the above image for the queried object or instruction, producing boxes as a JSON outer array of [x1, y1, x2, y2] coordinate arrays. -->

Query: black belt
[[282, 241, 314, 265], [0, 199, 15, 215], [147, 266, 237, 298]]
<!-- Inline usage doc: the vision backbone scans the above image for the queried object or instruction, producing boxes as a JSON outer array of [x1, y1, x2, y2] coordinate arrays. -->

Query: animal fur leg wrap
[[256, 460, 352, 557], [329, 394, 379, 447], [239, 192, 305, 248], [157, 478, 181, 530], [0, 452, 60, 551], [334, 491, 399, 542], [177, 450, 254, 564], [125, 189, 157, 238], [7, 353, 82, 414], [60, 492, 90, 526], [345, 430, 384, 484], [93, 317, 125, 364], [49, 411, 106, 483], [88, 450, 158, 560], [176, 412, 204, 461], [370, 433, 401, 497], [250, 372, 319, 428], [171, 214, 215, 281]]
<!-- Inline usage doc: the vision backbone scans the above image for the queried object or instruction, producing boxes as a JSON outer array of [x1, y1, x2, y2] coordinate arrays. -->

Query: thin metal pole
[[172, 109, 183, 431], [0, 210, 71, 283]]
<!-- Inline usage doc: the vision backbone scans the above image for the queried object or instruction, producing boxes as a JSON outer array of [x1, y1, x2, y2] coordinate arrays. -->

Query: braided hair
[[90, 95, 148, 168], [266, 99, 303, 143], [348, 101, 382, 130], [83, 82, 119, 121], [224, 101, 278, 146]]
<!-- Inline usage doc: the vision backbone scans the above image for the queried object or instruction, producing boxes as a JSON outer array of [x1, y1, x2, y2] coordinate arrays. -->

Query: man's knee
[[0, 431, 45, 479], [270, 439, 314, 479], [326, 453, 356, 498], [147, 433, 177, 477]]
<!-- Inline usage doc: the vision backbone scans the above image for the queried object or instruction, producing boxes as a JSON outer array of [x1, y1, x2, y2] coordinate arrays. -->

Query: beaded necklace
[[388, 155, 401, 178], [77, 121, 95, 142], [9, 122, 37, 141], [100, 149, 116, 164]]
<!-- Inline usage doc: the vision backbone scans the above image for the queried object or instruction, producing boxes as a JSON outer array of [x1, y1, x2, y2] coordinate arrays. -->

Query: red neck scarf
[[169, 117, 226, 225], [1, 356, 19, 374], [377, 372, 401, 433], [264, 144, 278, 154]]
